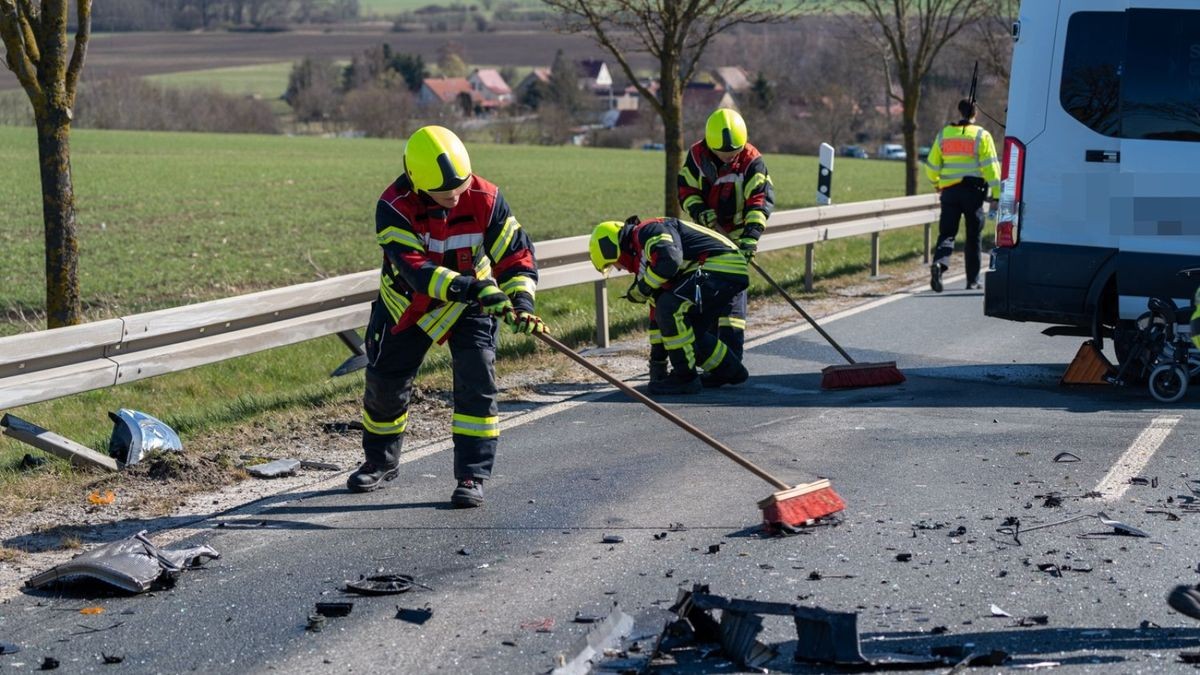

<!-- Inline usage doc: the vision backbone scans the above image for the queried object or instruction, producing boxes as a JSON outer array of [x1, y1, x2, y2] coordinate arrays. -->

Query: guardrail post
[[870, 232, 880, 277], [923, 223, 931, 264], [593, 280, 610, 348], [804, 243, 814, 292]]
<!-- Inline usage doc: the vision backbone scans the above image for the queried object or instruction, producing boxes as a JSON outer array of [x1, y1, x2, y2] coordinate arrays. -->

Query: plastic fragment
[[1053, 452, 1080, 463]]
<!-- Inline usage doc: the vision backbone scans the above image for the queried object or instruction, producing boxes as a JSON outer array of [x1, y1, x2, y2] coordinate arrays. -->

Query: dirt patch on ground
[[0, 257, 939, 594]]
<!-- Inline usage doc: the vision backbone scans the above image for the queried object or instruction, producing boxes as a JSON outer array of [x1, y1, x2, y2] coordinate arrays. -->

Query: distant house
[[576, 59, 612, 92], [513, 67, 551, 106], [712, 66, 752, 94], [468, 68, 513, 109], [418, 77, 480, 115], [683, 86, 735, 112]]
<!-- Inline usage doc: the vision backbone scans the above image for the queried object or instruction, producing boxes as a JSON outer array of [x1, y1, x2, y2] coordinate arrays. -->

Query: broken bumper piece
[[26, 531, 219, 594]]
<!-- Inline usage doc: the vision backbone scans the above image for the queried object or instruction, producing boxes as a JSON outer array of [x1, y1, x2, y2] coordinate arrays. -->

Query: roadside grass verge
[[0, 125, 933, 503]]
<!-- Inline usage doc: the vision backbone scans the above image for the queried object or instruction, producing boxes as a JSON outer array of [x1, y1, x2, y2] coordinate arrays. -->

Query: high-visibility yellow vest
[[924, 123, 1001, 199]]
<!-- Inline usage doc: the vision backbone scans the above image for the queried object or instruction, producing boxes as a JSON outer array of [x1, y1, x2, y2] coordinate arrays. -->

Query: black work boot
[[347, 461, 399, 493], [930, 263, 944, 293], [648, 370, 702, 395], [648, 360, 669, 384], [702, 357, 749, 388], [451, 479, 484, 508]]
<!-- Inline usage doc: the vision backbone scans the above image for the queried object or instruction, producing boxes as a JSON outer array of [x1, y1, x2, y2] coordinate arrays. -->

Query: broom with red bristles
[[751, 261, 905, 390], [534, 331, 845, 530]]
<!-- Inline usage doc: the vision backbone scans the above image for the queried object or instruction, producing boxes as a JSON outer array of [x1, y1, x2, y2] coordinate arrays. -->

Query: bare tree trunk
[[901, 88, 919, 196], [36, 107, 81, 327], [660, 53, 683, 218]]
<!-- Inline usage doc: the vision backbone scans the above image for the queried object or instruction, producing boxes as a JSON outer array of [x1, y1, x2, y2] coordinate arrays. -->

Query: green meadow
[[0, 125, 925, 473]]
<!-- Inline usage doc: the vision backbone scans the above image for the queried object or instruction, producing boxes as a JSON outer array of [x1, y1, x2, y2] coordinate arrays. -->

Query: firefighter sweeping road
[[4, 280, 1200, 673]]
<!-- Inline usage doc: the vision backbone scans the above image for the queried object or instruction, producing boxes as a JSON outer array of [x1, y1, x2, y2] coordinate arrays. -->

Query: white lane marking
[[1094, 415, 1181, 501], [744, 273, 965, 351]]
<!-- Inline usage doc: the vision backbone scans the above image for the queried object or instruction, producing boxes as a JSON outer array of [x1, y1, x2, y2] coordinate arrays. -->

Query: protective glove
[[507, 310, 549, 334], [471, 279, 512, 318], [624, 282, 650, 304], [699, 209, 717, 228], [737, 237, 758, 260]]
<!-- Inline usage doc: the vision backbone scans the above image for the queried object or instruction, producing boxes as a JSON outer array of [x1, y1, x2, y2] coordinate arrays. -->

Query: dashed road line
[[1094, 415, 1181, 501]]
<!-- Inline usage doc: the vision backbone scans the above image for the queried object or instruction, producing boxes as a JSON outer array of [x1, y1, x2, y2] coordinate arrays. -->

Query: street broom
[[750, 261, 905, 390], [534, 331, 845, 530]]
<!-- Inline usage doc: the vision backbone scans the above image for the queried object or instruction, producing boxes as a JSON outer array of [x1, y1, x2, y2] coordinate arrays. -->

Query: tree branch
[[0, 0, 43, 105], [65, 0, 90, 104]]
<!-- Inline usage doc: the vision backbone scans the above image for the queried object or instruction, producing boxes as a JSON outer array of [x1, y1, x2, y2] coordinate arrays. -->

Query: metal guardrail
[[0, 194, 938, 411]]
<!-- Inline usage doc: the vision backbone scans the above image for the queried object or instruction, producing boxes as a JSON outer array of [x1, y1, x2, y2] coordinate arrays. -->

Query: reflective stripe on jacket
[[376, 174, 538, 343], [677, 141, 774, 241], [923, 123, 1001, 199], [620, 217, 747, 298]]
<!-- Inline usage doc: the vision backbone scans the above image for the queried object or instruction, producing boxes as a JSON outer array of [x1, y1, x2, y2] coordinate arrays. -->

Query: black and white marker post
[[816, 142, 834, 206]]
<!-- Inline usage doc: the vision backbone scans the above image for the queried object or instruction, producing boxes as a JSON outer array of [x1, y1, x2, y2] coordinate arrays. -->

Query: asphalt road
[[4, 279, 1200, 674]]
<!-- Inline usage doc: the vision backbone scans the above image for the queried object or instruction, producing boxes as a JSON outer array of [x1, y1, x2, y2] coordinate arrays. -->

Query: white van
[[984, 0, 1200, 363]]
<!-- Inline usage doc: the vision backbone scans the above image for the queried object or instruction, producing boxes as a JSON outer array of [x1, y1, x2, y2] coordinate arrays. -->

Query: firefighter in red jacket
[[348, 125, 546, 508], [589, 216, 749, 395], [667, 108, 774, 386]]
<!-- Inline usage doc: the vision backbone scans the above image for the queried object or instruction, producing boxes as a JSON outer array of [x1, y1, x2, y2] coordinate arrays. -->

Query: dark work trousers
[[649, 271, 747, 374], [934, 180, 987, 284], [361, 299, 500, 480]]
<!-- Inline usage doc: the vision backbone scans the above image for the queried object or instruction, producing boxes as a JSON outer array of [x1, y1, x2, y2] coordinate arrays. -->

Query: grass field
[[146, 62, 295, 99], [0, 125, 926, 475]]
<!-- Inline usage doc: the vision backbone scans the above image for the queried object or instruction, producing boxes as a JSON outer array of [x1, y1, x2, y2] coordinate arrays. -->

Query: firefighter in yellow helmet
[[671, 108, 773, 386], [349, 125, 547, 508], [590, 216, 749, 395], [924, 99, 1001, 292]]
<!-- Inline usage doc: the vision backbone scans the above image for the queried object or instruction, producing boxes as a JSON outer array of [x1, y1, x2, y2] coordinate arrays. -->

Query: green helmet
[[404, 125, 471, 192], [705, 108, 747, 152], [589, 221, 624, 273]]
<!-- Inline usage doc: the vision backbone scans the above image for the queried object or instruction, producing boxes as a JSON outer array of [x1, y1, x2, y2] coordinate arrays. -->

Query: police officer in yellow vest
[[924, 99, 1001, 292]]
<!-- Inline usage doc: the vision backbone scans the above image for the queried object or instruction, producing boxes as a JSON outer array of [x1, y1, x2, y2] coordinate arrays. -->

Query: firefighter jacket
[[1192, 287, 1200, 350], [618, 217, 748, 300], [375, 174, 538, 343], [923, 122, 1001, 199], [677, 141, 774, 242]]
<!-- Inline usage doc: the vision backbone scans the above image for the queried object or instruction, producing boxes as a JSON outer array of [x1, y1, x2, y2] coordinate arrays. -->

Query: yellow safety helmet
[[705, 108, 747, 153], [404, 125, 472, 192], [589, 221, 624, 273]]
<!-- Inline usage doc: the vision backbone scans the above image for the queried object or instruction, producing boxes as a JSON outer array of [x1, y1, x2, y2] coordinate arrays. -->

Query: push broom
[[751, 261, 905, 390], [534, 331, 845, 530]]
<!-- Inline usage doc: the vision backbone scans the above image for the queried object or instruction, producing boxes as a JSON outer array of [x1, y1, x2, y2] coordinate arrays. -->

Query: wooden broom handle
[[536, 332, 789, 490], [750, 260, 856, 365]]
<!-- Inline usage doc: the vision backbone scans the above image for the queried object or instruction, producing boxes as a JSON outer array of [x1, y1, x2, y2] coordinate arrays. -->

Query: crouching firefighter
[[589, 216, 749, 395], [349, 125, 547, 508]]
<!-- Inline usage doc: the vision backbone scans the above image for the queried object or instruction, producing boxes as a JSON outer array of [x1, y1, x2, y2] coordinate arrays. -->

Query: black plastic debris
[[40, 656, 60, 670], [1179, 651, 1200, 664], [19, 454, 45, 470], [718, 609, 777, 669], [895, 553, 913, 562], [320, 421, 363, 435], [344, 573, 426, 596], [1129, 476, 1158, 488], [793, 605, 943, 668], [0, 642, 21, 655], [395, 606, 433, 625], [653, 532, 668, 540], [1147, 509, 1181, 521], [246, 459, 300, 479], [1037, 563, 1062, 577], [573, 611, 605, 624], [707, 544, 721, 554], [929, 625, 948, 634], [1017, 615, 1049, 627], [107, 409, 182, 467], [101, 654, 124, 664], [1053, 452, 1081, 463], [26, 531, 219, 594], [315, 602, 353, 618], [306, 614, 326, 632], [948, 526, 967, 537], [1041, 494, 1063, 508], [602, 535, 624, 544]]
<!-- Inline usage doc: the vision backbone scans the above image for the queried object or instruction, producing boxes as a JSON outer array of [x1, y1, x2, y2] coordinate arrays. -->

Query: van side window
[[1060, 11, 1125, 138], [1122, 9, 1200, 142]]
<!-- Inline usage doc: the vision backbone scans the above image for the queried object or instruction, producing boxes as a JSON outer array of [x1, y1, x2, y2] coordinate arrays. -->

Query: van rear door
[[1114, 2, 1200, 317]]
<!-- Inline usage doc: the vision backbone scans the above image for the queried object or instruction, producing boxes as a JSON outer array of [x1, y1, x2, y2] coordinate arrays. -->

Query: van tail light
[[995, 136, 1024, 248]]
